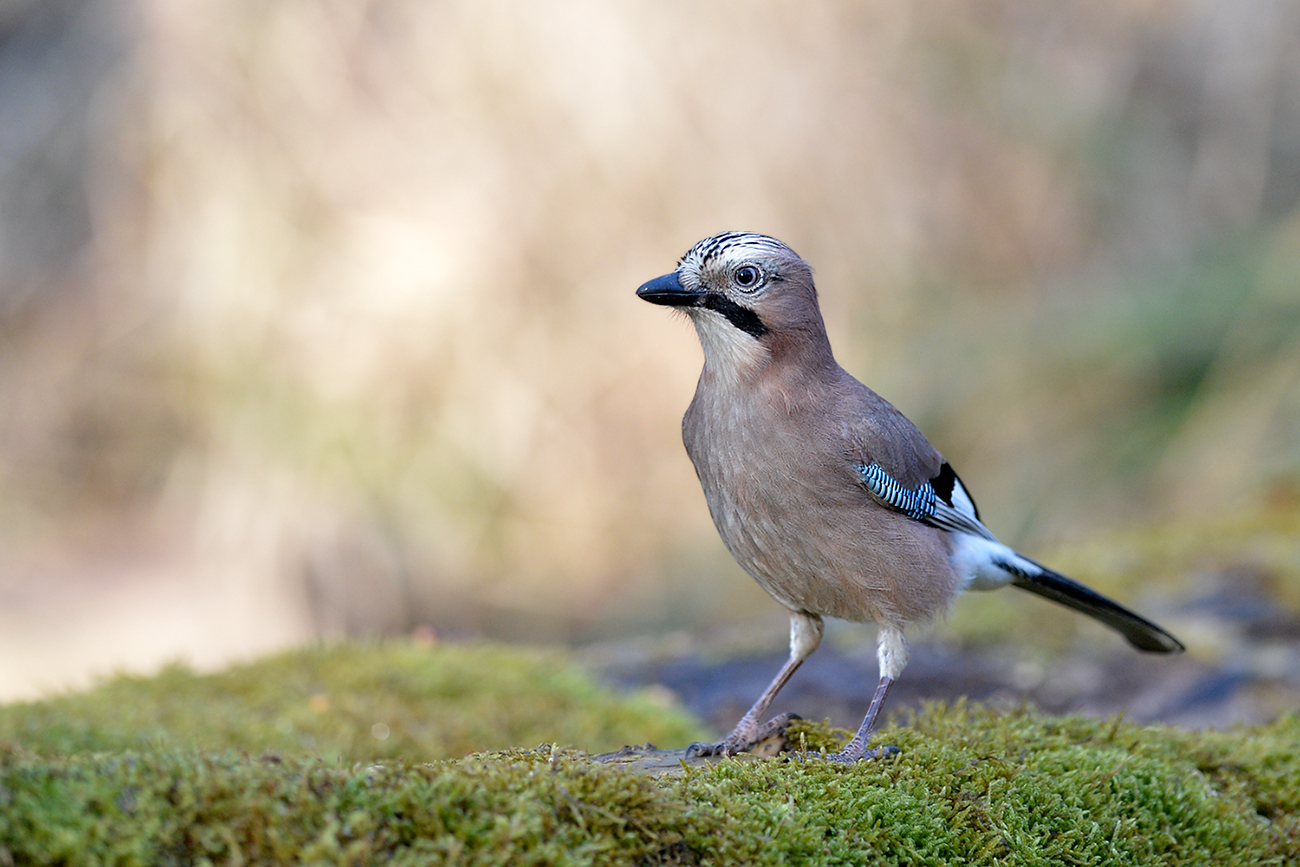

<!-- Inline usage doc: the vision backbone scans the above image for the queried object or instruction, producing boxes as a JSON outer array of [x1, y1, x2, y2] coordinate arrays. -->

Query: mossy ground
[[0, 642, 702, 762], [1, 642, 1296, 865]]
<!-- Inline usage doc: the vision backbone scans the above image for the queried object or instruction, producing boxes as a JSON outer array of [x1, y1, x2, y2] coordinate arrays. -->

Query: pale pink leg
[[825, 675, 896, 762], [825, 623, 907, 762], [687, 611, 823, 757]]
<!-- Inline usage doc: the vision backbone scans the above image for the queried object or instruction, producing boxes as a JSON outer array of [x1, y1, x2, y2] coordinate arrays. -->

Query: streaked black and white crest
[[677, 232, 798, 278]]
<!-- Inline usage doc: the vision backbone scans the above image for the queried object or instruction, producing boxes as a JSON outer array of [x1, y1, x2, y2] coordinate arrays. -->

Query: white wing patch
[[930, 474, 996, 541]]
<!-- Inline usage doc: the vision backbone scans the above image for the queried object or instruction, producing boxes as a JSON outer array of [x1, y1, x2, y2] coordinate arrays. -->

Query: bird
[[636, 231, 1184, 763]]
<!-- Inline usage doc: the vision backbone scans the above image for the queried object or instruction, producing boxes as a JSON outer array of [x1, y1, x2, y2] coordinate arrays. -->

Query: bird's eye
[[733, 265, 761, 290]]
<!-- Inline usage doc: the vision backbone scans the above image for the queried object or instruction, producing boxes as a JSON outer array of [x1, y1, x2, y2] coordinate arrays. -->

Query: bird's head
[[636, 232, 830, 375]]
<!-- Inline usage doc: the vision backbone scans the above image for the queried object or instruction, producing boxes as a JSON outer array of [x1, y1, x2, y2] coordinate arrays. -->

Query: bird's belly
[[700, 469, 958, 627]]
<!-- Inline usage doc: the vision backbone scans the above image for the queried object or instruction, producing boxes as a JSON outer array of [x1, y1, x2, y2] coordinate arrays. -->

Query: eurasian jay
[[637, 231, 1184, 762]]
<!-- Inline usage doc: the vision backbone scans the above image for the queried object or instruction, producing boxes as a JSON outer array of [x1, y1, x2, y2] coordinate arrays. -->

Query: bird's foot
[[821, 744, 901, 764], [685, 712, 802, 758]]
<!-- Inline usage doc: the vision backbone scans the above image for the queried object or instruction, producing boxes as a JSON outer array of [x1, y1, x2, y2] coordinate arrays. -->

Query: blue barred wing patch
[[857, 461, 998, 540], [856, 463, 936, 521]]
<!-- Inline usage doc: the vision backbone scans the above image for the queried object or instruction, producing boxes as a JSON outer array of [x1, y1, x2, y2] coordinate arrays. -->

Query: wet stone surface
[[603, 643, 1284, 736], [589, 571, 1300, 735]]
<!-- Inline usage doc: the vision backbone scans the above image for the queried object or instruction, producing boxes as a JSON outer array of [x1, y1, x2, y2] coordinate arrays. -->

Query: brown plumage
[[637, 231, 1183, 762]]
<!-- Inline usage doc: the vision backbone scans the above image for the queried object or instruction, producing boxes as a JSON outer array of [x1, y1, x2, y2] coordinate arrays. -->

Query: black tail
[[1007, 559, 1184, 654]]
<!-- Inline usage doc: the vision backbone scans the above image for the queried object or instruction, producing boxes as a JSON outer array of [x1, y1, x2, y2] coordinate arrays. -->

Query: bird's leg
[[686, 611, 823, 757], [825, 624, 907, 762]]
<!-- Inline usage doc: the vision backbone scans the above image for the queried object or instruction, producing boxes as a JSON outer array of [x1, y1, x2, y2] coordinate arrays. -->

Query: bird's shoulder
[[823, 368, 944, 491], [824, 369, 992, 535]]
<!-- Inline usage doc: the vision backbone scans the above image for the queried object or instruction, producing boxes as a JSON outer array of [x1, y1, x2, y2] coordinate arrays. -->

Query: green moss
[[0, 747, 708, 866], [0, 641, 705, 761], [783, 717, 854, 754], [672, 704, 1299, 865], [0, 644, 1295, 865], [0, 706, 1296, 865]]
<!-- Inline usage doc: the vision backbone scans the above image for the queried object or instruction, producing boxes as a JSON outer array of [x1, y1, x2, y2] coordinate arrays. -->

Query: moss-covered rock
[[0, 707, 1297, 865], [0, 641, 705, 761], [0, 643, 1295, 865]]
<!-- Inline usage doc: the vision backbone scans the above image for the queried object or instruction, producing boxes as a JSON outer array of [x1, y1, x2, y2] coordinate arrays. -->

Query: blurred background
[[0, 0, 1298, 715]]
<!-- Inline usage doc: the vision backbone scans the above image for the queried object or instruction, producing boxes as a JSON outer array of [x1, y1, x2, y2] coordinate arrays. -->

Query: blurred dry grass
[[0, 0, 1297, 696]]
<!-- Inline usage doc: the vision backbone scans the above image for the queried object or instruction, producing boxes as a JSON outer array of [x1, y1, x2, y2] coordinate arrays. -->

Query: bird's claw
[[821, 744, 901, 764], [685, 712, 803, 758], [684, 739, 736, 758]]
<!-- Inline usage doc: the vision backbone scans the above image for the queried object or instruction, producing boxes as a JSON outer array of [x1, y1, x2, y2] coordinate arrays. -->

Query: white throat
[[688, 308, 769, 383]]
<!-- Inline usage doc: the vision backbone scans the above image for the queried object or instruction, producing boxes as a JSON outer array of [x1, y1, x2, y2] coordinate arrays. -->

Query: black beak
[[636, 272, 704, 307]]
